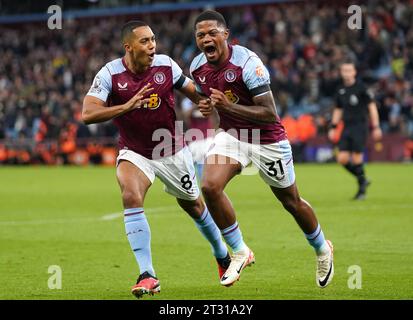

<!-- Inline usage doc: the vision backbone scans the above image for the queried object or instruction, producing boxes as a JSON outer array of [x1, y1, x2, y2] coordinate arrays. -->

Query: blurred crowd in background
[[1, 0, 413, 164], [0, 0, 208, 15]]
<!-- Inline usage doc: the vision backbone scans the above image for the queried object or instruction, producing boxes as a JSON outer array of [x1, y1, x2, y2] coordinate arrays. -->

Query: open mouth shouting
[[204, 44, 217, 60]]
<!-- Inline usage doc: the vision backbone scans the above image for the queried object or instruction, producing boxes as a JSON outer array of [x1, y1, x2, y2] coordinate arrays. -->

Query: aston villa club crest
[[224, 69, 237, 83], [154, 72, 166, 85]]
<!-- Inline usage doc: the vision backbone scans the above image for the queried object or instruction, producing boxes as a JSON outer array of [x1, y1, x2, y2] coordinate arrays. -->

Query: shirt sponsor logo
[[224, 89, 239, 104], [143, 93, 161, 110], [154, 72, 166, 85], [198, 76, 206, 84], [224, 69, 237, 83]]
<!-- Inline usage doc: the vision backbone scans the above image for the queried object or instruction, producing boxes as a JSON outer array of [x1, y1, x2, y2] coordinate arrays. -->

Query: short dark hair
[[121, 20, 148, 42], [340, 58, 357, 68], [194, 10, 227, 29]]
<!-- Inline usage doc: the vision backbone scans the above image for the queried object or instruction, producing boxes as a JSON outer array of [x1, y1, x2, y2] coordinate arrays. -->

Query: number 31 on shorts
[[265, 159, 285, 181]]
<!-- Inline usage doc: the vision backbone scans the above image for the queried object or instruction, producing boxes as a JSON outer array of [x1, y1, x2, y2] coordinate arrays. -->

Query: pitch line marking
[[3, 203, 411, 226], [100, 213, 122, 221], [0, 205, 178, 226]]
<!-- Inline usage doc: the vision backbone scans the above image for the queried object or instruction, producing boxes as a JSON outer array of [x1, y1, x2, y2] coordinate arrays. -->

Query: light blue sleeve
[[242, 56, 271, 95], [189, 55, 205, 94], [170, 57, 190, 87], [87, 66, 112, 102]]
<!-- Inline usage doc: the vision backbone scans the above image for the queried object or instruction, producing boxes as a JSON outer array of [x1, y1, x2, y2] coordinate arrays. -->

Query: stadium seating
[[0, 0, 412, 164]]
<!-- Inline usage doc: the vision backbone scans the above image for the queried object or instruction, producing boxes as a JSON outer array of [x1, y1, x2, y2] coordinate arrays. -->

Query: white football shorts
[[206, 131, 296, 188], [188, 137, 214, 164], [116, 146, 199, 201]]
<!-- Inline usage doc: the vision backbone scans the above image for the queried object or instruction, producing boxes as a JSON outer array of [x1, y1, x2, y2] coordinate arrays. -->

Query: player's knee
[[337, 153, 349, 165], [338, 158, 347, 165], [121, 189, 144, 208], [201, 180, 223, 200]]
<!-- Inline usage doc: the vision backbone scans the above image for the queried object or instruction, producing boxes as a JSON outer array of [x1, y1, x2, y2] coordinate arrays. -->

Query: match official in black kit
[[328, 60, 382, 200]]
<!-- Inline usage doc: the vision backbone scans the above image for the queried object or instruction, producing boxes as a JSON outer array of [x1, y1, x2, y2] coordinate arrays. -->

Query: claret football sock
[[194, 207, 228, 259], [305, 223, 329, 256], [124, 208, 155, 276], [221, 221, 247, 253]]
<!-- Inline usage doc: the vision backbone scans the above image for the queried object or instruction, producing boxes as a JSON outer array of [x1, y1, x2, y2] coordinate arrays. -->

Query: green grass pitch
[[0, 163, 412, 300]]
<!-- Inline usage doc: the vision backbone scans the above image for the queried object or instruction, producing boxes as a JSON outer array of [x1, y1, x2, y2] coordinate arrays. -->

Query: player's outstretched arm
[[368, 102, 382, 141], [209, 88, 277, 124], [82, 83, 153, 124]]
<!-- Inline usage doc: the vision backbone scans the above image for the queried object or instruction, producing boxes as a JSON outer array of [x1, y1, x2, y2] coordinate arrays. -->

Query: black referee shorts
[[338, 125, 368, 153]]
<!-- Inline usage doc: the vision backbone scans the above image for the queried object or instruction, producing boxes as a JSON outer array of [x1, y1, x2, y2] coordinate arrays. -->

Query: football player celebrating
[[83, 21, 230, 298], [190, 11, 334, 288]]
